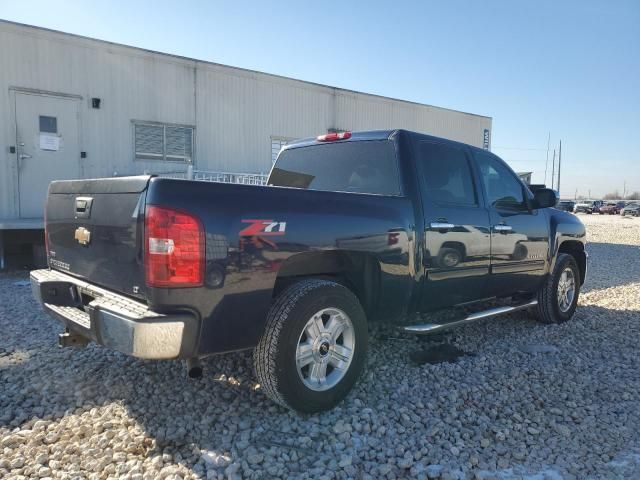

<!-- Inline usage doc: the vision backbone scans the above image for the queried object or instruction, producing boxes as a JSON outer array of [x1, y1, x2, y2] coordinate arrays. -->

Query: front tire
[[535, 253, 580, 324], [254, 279, 368, 413]]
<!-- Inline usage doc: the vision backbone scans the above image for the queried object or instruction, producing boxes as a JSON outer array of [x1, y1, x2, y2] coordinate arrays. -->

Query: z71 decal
[[239, 219, 287, 236]]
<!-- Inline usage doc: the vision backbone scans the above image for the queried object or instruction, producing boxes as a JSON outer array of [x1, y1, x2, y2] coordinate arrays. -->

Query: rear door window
[[269, 140, 401, 196], [415, 141, 478, 206]]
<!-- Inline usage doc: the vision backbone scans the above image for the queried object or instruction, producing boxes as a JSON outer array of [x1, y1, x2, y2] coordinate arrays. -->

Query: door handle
[[19, 153, 32, 160], [430, 222, 456, 230], [493, 224, 513, 233]]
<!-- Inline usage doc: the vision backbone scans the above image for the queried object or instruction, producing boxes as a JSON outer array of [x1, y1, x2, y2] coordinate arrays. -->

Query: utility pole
[[557, 140, 562, 195], [575, 188, 578, 200], [623, 181, 627, 199], [544, 132, 551, 185], [551, 149, 556, 190]]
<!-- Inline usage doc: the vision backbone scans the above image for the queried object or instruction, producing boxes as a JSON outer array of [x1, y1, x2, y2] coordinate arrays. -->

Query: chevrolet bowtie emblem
[[74, 227, 91, 245]]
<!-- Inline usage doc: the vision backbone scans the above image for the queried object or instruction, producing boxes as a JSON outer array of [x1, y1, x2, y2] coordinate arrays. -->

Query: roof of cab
[[284, 130, 396, 150], [283, 129, 482, 153]]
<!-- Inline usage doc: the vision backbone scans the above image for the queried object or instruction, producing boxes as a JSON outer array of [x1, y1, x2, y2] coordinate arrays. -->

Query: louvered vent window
[[134, 123, 194, 162]]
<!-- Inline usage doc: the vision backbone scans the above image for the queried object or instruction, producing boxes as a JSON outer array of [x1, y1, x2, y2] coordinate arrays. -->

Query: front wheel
[[534, 253, 580, 324], [254, 279, 368, 413]]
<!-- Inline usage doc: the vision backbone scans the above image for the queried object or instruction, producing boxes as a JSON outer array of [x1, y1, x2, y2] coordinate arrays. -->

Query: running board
[[402, 299, 538, 334]]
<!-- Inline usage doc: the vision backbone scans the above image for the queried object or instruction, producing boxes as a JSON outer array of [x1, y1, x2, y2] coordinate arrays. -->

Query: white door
[[14, 92, 81, 218]]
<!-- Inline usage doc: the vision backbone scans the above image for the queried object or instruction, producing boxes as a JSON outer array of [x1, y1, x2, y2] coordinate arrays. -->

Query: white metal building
[[0, 20, 492, 232]]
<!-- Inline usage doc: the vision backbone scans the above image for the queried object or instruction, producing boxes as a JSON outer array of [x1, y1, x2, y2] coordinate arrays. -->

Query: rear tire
[[254, 279, 368, 413], [535, 253, 580, 324]]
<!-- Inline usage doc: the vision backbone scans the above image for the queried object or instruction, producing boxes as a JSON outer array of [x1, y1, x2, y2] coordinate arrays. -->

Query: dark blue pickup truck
[[31, 129, 587, 412]]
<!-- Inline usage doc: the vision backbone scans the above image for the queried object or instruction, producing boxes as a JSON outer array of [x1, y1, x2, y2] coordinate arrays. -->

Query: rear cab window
[[269, 140, 401, 196]]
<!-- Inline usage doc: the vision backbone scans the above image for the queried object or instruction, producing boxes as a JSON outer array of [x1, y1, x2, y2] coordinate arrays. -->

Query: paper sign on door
[[39, 134, 60, 151]]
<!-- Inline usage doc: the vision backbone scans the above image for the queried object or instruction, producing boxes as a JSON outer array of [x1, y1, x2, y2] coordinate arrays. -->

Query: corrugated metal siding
[[335, 92, 489, 147], [69, 47, 196, 178], [0, 21, 491, 220], [195, 65, 334, 173], [0, 28, 21, 218]]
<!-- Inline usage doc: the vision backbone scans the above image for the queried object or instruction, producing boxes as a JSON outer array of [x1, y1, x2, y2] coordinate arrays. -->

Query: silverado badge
[[74, 227, 91, 245]]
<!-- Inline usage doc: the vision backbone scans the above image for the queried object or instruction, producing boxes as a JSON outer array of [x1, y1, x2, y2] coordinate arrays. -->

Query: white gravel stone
[[338, 454, 352, 468], [426, 464, 444, 478], [1, 214, 640, 479]]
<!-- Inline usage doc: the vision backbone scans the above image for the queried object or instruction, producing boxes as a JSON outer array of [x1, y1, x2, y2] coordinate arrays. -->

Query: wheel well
[[558, 241, 586, 284], [273, 251, 380, 317]]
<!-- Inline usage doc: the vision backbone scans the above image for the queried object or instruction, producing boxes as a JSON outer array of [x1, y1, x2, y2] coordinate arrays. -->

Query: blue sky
[[2, 0, 638, 197]]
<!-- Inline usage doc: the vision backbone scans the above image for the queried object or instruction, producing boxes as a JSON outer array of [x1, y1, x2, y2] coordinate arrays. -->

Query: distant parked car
[[574, 200, 603, 214], [557, 200, 576, 212], [621, 202, 640, 217], [600, 202, 620, 215], [593, 200, 604, 213]]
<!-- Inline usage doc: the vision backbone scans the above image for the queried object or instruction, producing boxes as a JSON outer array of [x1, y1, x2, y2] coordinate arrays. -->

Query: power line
[[551, 149, 556, 190], [557, 140, 562, 193], [544, 132, 550, 185]]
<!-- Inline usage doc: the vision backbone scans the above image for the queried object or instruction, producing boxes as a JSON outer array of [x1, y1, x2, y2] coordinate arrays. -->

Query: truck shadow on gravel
[[2, 298, 640, 478]]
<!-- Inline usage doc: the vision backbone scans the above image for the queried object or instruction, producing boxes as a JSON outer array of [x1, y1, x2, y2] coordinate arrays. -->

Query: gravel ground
[[1, 214, 639, 480]]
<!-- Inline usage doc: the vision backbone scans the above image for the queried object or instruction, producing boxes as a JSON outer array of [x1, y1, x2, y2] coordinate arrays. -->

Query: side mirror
[[532, 188, 558, 209]]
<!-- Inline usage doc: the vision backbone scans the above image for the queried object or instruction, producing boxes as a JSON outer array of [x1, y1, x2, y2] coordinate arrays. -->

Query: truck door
[[415, 140, 492, 310], [473, 151, 550, 296]]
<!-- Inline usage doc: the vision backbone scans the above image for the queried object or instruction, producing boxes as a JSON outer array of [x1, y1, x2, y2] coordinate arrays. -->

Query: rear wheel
[[254, 279, 368, 413], [535, 253, 580, 324]]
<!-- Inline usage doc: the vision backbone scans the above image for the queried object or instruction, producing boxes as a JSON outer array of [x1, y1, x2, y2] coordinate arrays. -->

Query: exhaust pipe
[[186, 357, 203, 379], [58, 331, 89, 348]]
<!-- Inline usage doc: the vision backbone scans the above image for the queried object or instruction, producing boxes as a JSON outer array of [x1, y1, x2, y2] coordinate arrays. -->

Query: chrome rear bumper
[[30, 269, 198, 359]]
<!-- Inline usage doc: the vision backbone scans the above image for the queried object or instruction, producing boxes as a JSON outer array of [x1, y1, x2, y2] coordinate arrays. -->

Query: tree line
[[602, 191, 640, 200]]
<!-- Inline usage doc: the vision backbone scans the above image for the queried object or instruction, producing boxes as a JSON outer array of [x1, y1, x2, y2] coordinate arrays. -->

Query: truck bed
[[44, 175, 415, 355]]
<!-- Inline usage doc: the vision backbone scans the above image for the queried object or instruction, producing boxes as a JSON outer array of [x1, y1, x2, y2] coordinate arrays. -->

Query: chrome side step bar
[[402, 299, 538, 334]]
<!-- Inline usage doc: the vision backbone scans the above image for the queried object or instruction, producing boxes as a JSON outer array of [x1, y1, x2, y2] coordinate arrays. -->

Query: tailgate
[[46, 176, 151, 299]]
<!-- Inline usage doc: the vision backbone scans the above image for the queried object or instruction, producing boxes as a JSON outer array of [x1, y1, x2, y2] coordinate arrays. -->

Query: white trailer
[[0, 20, 492, 267]]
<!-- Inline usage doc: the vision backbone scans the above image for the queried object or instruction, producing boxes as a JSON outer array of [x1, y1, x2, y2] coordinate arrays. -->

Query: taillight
[[145, 206, 205, 288], [317, 131, 352, 142]]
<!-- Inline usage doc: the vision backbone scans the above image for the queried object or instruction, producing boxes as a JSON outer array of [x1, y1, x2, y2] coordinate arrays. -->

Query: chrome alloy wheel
[[295, 308, 355, 391], [557, 267, 576, 313]]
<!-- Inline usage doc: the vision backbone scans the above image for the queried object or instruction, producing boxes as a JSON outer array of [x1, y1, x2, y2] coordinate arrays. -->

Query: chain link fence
[[155, 167, 268, 186]]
